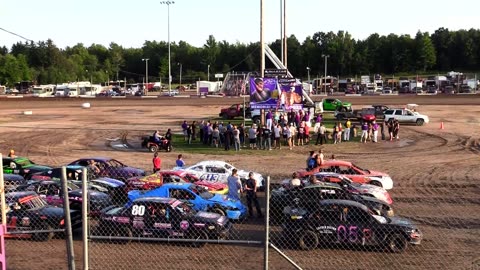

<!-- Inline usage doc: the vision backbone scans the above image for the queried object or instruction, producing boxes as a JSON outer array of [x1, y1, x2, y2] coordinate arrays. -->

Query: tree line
[[0, 27, 479, 87]]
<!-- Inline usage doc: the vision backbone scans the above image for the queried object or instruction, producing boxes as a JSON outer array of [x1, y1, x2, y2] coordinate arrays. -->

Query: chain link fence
[[2, 154, 479, 270]]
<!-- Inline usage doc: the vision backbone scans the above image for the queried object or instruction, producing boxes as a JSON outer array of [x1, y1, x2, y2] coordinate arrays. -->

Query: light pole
[[161, 1, 174, 95], [306, 67, 310, 83], [177, 63, 182, 85], [322, 54, 329, 94], [142, 58, 149, 95], [207, 64, 210, 81]]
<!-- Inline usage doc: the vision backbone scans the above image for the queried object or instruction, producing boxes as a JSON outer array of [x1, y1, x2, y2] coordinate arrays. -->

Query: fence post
[[0, 154, 6, 270], [61, 167, 76, 270], [264, 176, 270, 270], [82, 168, 88, 270]]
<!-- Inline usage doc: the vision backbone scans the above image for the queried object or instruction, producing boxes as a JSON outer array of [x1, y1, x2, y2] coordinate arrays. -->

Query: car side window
[[37, 185, 49, 195], [191, 166, 203, 172], [384, 110, 394, 115], [78, 160, 89, 167], [206, 166, 226, 174], [394, 110, 403, 116], [169, 189, 194, 200], [344, 207, 371, 224], [321, 209, 342, 223]]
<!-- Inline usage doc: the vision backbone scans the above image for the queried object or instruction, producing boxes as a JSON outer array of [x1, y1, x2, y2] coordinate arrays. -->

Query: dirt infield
[[1, 96, 480, 270]]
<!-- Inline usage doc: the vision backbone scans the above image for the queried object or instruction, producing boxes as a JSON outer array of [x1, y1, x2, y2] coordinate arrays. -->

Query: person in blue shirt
[[227, 169, 243, 201], [175, 154, 185, 167]]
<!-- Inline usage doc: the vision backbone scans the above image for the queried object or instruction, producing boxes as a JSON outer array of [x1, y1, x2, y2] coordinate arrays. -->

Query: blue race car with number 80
[[127, 183, 247, 220]]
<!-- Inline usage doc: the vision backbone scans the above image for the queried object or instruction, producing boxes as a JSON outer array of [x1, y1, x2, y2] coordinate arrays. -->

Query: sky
[[1, 0, 480, 50]]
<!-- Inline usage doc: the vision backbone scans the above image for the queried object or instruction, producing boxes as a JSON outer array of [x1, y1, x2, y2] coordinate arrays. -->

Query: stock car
[[298, 160, 394, 190], [16, 180, 113, 216], [5, 191, 82, 241], [282, 200, 422, 252], [173, 160, 264, 190], [68, 157, 146, 181], [271, 181, 393, 223], [29, 165, 85, 181], [127, 183, 247, 220], [4, 174, 27, 191], [3, 156, 52, 179], [125, 170, 228, 194], [98, 197, 231, 246]]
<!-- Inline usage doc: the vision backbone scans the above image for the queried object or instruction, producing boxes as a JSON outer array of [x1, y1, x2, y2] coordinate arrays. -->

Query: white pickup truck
[[383, 108, 429, 126]]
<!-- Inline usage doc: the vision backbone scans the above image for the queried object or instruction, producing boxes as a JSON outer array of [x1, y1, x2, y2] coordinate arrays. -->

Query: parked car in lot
[[68, 157, 145, 181], [5, 191, 82, 241], [383, 108, 429, 126], [297, 160, 394, 190], [282, 200, 422, 252], [382, 87, 393, 94], [322, 98, 352, 111], [3, 157, 52, 179], [127, 183, 247, 220], [98, 197, 231, 246]]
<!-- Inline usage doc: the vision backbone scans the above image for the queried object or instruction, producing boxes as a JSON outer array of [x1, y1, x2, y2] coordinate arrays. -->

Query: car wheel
[[108, 227, 132, 244], [32, 223, 54, 242], [252, 116, 261, 125], [298, 230, 319, 250], [189, 230, 208, 248], [370, 181, 383, 188], [149, 145, 158, 152], [220, 113, 228, 119], [166, 145, 172, 152], [387, 233, 407, 253], [416, 119, 424, 126], [211, 207, 226, 216]]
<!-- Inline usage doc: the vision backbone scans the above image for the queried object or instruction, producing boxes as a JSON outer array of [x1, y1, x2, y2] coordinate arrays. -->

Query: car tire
[[387, 233, 407, 253], [211, 207, 226, 216], [220, 113, 228, 119], [109, 227, 132, 244], [189, 230, 208, 248], [252, 116, 261, 125], [32, 223, 54, 242], [298, 230, 319, 250], [149, 145, 158, 152], [416, 119, 424, 126]]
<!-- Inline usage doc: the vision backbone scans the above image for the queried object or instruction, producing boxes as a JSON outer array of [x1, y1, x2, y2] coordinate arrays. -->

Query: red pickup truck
[[219, 104, 251, 119]]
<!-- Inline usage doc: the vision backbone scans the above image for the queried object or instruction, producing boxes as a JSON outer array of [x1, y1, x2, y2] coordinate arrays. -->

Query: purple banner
[[250, 77, 279, 109], [279, 83, 303, 110]]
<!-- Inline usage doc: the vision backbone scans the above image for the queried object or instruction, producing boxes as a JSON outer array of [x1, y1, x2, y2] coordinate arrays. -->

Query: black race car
[[5, 191, 82, 241], [97, 197, 231, 247], [270, 181, 393, 224], [16, 180, 113, 216], [282, 199, 422, 252], [4, 174, 27, 191], [2, 156, 52, 178]]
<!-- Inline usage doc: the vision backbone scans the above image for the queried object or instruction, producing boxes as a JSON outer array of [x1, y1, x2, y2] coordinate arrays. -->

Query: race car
[[125, 170, 228, 195], [127, 183, 247, 220], [2, 156, 52, 179], [283, 199, 422, 252], [297, 160, 393, 190], [173, 160, 264, 190], [29, 165, 85, 181], [271, 180, 393, 224], [16, 180, 113, 216], [5, 191, 82, 241], [4, 174, 27, 191], [68, 157, 145, 181], [97, 197, 231, 246]]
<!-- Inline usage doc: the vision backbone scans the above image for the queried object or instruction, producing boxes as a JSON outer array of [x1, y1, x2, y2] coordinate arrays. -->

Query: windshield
[[15, 158, 34, 167], [107, 159, 125, 168], [352, 164, 369, 174], [19, 195, 48, 209], [189, 185, 214, 199]]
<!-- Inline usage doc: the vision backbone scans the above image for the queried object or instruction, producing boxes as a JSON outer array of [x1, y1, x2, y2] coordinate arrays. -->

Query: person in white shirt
[[273, 123, 281, 149], [290, 172, 301, 187]]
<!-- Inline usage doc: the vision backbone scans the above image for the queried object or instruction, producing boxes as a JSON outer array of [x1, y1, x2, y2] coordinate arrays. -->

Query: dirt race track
[[1, 95, 480, 270]]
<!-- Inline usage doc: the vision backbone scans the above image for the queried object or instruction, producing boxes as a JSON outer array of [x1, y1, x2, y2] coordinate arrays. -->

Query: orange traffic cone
[[440, 122, 444, 130]]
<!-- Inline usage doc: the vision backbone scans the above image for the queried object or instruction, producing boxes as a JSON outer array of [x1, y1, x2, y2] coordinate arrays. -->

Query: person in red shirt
[[152, 152, 161, 173]]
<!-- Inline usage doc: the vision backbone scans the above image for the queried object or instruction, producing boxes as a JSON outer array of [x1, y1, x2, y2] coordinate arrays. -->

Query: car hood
[[209, 194, 245, 210], [93, 178, 125, 188], [195, 181, 227, 191], [388, 216, 418, 229], [117, 167, 145, 176], [342, 102, 352, 107], [23, 165, 52, 173], [33, 205, 66, 218], [69, 189, 110, 200], [193, 211, 225, 224], [368, 170, 389, 177]]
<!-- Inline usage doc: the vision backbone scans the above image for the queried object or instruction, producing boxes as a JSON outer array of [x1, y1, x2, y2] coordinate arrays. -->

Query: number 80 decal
[[131, 205, 145, 216]]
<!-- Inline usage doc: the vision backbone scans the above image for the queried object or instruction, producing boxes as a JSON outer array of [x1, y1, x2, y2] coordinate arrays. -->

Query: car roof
[[320, 199, 369, 211], [302, 182, 341, 189], [192, 160, 228, 166], [6, 191, 37, 199], [162, 182, 192, 188], [319, 160, 353, 167], [74, 157, 112, 162]]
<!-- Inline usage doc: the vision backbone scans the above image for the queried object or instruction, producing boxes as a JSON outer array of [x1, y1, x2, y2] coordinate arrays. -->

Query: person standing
[[227, 169, 243, 201], [152, 152, 161, 173], [393, 119, 400, 140], [87, 159, 101, 179], [263, 125, 272, 150], [191, 120, 197, 141], [233, 125, 241, 151], [360, 121, 369, 143], [186, 125, 192, 144], [248, 125, 257, 149], [273, 123, 281, 149], [8, 149, 16, 158], [266, 110, 273, 131], [372, 120, 379, 143], [244, 172, 263, 218], [181, 120, 188, 141], [387, 118, 394, 141], [175, 154, 185, 168], [238, 123, 245, 147], [317, 149, 325, 166], [344, 119, 351, 141]]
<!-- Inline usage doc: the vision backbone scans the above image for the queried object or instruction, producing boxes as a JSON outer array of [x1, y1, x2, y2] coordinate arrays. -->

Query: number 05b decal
[[337, 225, 372, 243]]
